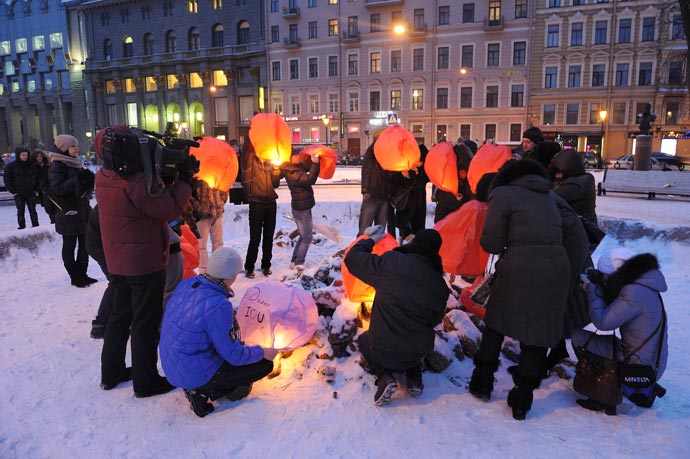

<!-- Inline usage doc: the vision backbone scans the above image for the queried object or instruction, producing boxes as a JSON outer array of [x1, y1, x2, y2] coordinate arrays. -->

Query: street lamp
[[599, 110, 607, 164], [321, 114, 330, 145]]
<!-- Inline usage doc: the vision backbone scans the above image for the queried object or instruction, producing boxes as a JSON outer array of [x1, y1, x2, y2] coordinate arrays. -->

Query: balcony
[[283, 37, 302, 49], [282, 7, 300, 17], [484, 16, 504, 31], [365, 0, 404, 8], [341, 30, 361, 42], [411, 24, 427, 36]]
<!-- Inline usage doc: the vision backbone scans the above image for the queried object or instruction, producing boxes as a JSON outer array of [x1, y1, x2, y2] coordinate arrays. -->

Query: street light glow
[[393, 24, 406, 34]]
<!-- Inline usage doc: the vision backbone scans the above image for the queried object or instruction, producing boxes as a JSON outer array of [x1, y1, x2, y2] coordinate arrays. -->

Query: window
[[101, 12, 111, 26], [566, 104, 579, 125], [638, 62, 652, 86], [487, 44, 499, 67], [413, 48, 424, 71], [189, 72, 203, 88], [488, 1, 501, 25], [309, 58, 318, 78], [642, 18, 655, 42], [309, 94, 319, 114], [166, 31, 177, 52], [212, 24, 224, 47], [618, 19, 631, 43], [289, 24, 298, 43], [370, 52, 381, 74], [328, 55, 338, 76], [390, 90, 401, 110], [543, 104, 556, 125], [513, 42, 526, 65], [308, 0, 316, 7], [613, 102, 626, 125], [271, 26, 279, 43], [189, 27, 200, 50], [309, 21, 318, 39], [592, 64, 605, 87], [666, 101, 680, 124], [461, 45, 473, 68], [438, 6, 449, 25], [145, 76, 157, 92], [511, 85, 524, 107], [121, 8, 131, 24], [589, 103, 604, 124], [347, 16, 358, 38], [437, 125, 448, 141], [391, 50, 401, 72], [270, 0, 278, 13], [212, 0, 222, 10], [460, 124, 471, 139], [49, 33, 63, 49], [573, 0, 584, 4], [125, 78, 136, 93], [348, 92, 359, 112], [163, 2, 173, 17], [515, 0, 527, 19], [412, 89, 423, 110], [328, 0, 338, 4], [437, 46, 449, 70], [213, 70, 227, 86], [106, 80, 116, 94], [123, 36, 134, 57], [549, 0, 561, 6], [462, 4, 474, 23], [437, 88, 448, 109], [142, 5, 151, 19], [571, 23, 583, 46], [615, 63, 629, 86], [290, 59, 299, 79], [144, 33, 155, 55], [370, 91, 381, 111], [33, 35, 45, 51], [291, 95, 301, 115], [668, 61, 683, 85], [510, 124, 522, 142], [328, 19, 338, 36], [485, 86, 498, 108], [104, 39, 113, 59], [672, 16, 685, 41], [167, 74, 179, 89], [187, 0, 197, 13], [370, 14, 381, 32], [595, 21, 607, 45], [485, 124, 496, 141], [413, 9, 425, 31], [547, 25, 559, 48], [348, 54, 358, 75], [568, 65, 581, 88], [460, 87, 472, 108], [545, 66, 558, 89], [238, 21, 249, 45], [329, 93, 339, 113]]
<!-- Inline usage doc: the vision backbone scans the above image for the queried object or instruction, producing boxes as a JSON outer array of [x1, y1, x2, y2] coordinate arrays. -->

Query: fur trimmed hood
[[492, 159, 550, 192], [601, 253, 667, 303]]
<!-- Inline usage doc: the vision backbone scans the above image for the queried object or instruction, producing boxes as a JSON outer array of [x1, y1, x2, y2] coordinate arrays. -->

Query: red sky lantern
[[341, 233, 398, 303], [190, 137, 238, 190], [248, 113, 292, 165], [433, 200, 489, 276], [467, 144, 512, 194], [299, 144, 338, 179], [424, 141, 458, 194], [373, 125, 421, 172]]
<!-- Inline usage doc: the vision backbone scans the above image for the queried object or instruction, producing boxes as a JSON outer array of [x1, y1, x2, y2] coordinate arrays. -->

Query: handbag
[[580, 216, 605, 244], [574, 334, 622, 406], [469, 254, 498, 308]]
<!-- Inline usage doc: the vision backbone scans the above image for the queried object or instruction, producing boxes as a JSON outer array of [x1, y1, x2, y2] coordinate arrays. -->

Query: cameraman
[[95, 125, 193, 398]]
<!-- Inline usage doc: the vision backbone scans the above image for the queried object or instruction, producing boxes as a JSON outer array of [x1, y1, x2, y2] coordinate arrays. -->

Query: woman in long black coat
[[469, 159, 570, 420]]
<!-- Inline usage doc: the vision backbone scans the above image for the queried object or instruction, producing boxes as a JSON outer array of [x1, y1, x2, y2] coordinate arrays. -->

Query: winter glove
[[363, 225, 385, 244], [263, 348, 279, 361]]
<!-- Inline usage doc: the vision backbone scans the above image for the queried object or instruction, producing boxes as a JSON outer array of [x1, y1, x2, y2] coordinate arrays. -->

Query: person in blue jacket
[[160, 247, 278, 417]]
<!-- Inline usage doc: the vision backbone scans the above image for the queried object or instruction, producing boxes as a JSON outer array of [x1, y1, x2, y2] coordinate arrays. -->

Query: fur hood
[[492, 159, 550, 191], [601, 253, 666, 302]]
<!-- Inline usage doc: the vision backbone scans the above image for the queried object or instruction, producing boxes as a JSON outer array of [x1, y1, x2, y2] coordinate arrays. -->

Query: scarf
[[48, 152, 84, 170]]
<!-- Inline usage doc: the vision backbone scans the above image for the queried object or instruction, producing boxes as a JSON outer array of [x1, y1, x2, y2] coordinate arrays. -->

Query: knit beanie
[[597, 247, 635, 275], [15, 147, 29, 156], [411, 229, 442, 253], [206, 247, 243, 280], [522, 127, 544, 144], [55, 134, 79, 153]]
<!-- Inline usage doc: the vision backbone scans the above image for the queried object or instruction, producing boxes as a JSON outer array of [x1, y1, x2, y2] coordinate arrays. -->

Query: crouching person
[[344, 227, 448, 406], [573, 248, 668, 415], [160, 247, 278, 417]]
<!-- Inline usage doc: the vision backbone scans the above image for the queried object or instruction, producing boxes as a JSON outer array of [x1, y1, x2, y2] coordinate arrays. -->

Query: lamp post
[[321, 114, 330, 146], [599, 110, 607, 166]]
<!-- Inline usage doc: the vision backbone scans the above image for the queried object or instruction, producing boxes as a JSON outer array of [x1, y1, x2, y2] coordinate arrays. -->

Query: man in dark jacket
[[3, 147, 39, 229], [241, 140, 282, 278], [358, 141, 391, 236], [549, 149, 598, 224], [521, 127, 561, 168], [345, 228, 449, 406]]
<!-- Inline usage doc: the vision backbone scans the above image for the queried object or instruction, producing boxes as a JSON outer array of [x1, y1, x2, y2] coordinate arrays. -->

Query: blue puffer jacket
[[160, 276, 265, 389]]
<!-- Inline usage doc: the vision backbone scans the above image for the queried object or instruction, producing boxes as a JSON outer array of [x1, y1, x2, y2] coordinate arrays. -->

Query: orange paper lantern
[[299, 144, 338, 179], [424, 142, 458, 194], [190, 137, 239, 190], [341, 233, 398, 303], [373, 125, 421, 172], [467, 144, 512, 194], [433, 200, 489, 276], [248, 113, 292, 165]]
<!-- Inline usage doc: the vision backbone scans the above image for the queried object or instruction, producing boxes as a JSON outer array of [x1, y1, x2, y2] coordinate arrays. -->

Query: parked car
[[605, 154, 665, 170], [581, 152, 601, 169], [651, 152, 686, 171]]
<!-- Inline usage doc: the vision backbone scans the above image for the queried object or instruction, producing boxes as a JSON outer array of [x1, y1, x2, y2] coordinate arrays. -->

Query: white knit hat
[[206, 247, 243, 280], [597, 247, 635, 275]]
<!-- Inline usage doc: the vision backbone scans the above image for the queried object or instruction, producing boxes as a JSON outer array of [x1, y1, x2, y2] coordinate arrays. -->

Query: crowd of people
[[5, 123, 668, 420]]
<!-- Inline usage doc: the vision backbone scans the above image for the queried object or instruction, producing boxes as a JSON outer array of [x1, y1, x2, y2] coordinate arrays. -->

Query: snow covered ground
[[1, 167, 689, 459]]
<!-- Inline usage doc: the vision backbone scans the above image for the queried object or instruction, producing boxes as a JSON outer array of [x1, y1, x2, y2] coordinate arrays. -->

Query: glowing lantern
[[433, 200, 489, 276], [373, 125, 421, 172], [424, 141, 458, 194], [237, 281, 318, 351], [179, 224, 199, 279], [341, 233, 398, 303], [299, 144, 339, 179], [190, 137, 238, 190], [467, 144, 512, 194], [248, 113, 292, 166]]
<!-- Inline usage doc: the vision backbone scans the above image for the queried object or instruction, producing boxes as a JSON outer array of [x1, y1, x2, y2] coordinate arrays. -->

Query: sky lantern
[[341, 233, 398, 303], [248, 113, 292, 166], [467, 143, 512, 194], [433, 200, 489, 276], [299, 144, 338, 179], [237, 281, 319, 351], [424, 141, 458, 194], [190, 137, 238, 190], [373, 125, 421, 172]]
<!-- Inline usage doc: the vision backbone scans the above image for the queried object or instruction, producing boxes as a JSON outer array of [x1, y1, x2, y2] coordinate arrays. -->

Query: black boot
[[543, 340, 569, 375], [507, 374, 541, 420], [576, 398, 617, 416], [78, 261, 98, 285], [184, 389, 214, 417], [66, 263, 89, 288], [469, 360, 496, 401]]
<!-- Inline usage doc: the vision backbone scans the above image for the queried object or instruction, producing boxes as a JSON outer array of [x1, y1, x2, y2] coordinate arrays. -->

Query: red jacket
[[95, 169, 192, 276]]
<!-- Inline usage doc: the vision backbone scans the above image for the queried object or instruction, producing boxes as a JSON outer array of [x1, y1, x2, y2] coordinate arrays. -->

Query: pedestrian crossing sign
[[387, 113, 400, 125]]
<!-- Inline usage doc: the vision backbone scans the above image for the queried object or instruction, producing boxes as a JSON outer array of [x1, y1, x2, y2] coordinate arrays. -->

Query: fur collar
[[492, 159, 548, 189], [601, 253, 659, 302]]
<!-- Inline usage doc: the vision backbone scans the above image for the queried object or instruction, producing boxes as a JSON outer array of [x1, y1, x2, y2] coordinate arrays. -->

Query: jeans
[[15, 193, 39, 228], [291, 208, 313, 265], [196, 217, 224, 274], [358, 193, 389, 236], [245, 201, 277, 272]]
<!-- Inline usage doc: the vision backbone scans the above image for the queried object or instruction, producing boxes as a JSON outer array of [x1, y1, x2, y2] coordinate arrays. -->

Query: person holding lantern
[[160, 247, 278, 418], [190, 177, 229, 274], [344, 227, 449, 406], [357, 142, 391, 236], [433, 143, 473, 223]]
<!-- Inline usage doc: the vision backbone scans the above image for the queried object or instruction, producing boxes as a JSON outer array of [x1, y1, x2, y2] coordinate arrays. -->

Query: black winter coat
[[344, 238, 448, 368], [282, 160, 320, 211], [360, 144, 391, 198], [550, 149, 598, 223], [481, 160, 570, 348], [48, 157, 90, 236], [86, 204, 106, 268], [3, 157, 38, 197], [240, 142, 281, 203]]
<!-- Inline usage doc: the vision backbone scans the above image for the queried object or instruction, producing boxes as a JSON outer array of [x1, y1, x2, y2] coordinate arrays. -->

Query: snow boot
[[100, 367, 133, 390], [405, 367, 424, 397], [576, 398, 617, 416], [507, 374, 541, 420], [77, 261, 98, 285], [184, 389, 214, 417], [226, 384, 253, 402], [373, 372, 398, 406], [66, 263, 89, 288], [469, 359, 496, 401]]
